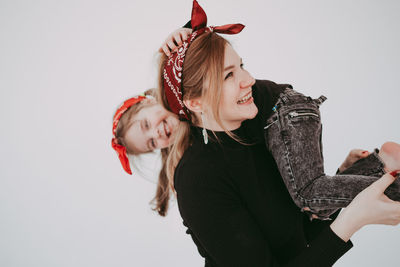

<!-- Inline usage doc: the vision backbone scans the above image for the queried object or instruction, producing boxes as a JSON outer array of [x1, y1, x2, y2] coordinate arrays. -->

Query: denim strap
[[315, 95, 327, 106]]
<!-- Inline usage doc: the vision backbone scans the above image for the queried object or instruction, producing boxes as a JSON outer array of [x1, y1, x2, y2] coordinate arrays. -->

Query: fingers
[[166, 39, 177, 53], [160, 28, 193, 56], [160, 43, 171, 57], [371, 172, 398, 192], [173, 32, 182, 46], [350, 149, 369, 159], [180, 28, 192, 41], [360, 150, 370, 158], [180, 30, 188, 41]]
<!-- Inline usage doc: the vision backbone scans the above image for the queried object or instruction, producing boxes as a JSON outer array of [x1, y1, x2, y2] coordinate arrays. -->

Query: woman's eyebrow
[[224, 58, 243, 71], [224, 65, 235, 71]]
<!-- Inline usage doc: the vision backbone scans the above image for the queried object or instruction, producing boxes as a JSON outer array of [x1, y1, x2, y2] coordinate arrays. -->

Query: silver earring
[[201, 112, 208, 144]]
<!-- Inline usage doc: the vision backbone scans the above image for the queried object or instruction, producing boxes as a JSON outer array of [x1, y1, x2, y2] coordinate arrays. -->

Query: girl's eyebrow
[[140, 120, 145, 132], [139, 120, 152, 152]]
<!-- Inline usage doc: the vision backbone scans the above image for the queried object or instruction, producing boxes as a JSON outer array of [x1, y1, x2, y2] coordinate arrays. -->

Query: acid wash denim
[[264, 88, 400, 220]]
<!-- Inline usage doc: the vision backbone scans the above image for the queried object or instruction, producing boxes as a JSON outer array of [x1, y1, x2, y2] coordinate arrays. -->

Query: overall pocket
[[288, 110, 320, 123]]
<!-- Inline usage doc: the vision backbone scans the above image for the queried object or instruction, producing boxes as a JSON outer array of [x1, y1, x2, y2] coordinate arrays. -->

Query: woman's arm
[[331, 171, 400, 242], [177, 169, 353, 267]]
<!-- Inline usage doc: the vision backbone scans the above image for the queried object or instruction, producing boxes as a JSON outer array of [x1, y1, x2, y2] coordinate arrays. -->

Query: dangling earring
[[201, 112, 208, 144]]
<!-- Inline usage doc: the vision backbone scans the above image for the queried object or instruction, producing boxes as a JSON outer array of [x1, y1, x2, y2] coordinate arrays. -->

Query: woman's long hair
[[156, 32, 229, 204]]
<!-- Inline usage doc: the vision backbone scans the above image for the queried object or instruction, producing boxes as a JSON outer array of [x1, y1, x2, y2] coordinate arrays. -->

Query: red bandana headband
[[163, 0, 245, 120], [111, 93, 149, 175]]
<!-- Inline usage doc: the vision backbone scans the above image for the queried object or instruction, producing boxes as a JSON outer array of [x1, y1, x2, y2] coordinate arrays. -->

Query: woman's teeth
[[237, 93, 252, 104]]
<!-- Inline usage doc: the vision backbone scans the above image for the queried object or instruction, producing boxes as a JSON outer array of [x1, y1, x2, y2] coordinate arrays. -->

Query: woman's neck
[[196, 113, 242, 132]]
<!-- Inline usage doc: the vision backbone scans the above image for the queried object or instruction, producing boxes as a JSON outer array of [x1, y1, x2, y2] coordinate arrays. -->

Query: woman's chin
[[244, 104, 259, 120]]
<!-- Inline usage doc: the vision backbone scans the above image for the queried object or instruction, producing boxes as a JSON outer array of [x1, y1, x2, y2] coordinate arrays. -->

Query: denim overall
[[264, 88, 398, 220]]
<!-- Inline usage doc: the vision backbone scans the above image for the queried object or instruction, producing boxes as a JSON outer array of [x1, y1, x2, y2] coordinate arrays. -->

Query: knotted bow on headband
[[163, 0, 245, 120], [111, 94, 147, 175]]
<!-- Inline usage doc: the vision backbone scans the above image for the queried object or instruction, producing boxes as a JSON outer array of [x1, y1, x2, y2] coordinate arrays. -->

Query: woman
[[111, 25, 400, 220], [156, 1, 400, 265]]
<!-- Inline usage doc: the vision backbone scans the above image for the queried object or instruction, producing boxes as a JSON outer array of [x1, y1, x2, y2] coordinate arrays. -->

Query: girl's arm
[[158, 27, 192, 57]]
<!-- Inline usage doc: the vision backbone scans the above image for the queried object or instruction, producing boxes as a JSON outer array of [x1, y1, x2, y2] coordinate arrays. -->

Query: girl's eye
[[224, 72, 233, 80], [144, 120, 150, 129], [240, 63, 244, 69], [150, 138, 156, 149]]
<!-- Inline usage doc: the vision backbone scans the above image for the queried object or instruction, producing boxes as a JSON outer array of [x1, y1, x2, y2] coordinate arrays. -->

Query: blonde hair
[[114, 89, 171, 216], [114, 89, 156, 155], [158, 32, 235, 197]]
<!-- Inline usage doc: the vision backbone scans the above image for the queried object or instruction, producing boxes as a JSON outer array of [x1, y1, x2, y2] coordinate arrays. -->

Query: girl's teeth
[[164, 121, 170, 137]]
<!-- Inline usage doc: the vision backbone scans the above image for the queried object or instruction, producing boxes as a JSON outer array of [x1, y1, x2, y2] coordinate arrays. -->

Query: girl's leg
[[340, 142, 400, 177], [264, 88, 400, 220], [339, 149, 385, 177]]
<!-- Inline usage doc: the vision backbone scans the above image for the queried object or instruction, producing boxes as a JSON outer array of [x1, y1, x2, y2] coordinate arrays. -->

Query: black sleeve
[[177, 170, 352, 267], [252, 79, 292, 122]]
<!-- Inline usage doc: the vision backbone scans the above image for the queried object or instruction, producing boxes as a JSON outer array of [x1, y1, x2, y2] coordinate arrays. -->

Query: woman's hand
[[338, 149, 370, 172], [331, 171, 400, 242], [159, 28, 193, 57]]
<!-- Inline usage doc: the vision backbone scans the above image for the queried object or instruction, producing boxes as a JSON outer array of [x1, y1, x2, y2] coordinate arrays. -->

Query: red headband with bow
[[111, 94, 147, 175], [163, 0, 245, 120]]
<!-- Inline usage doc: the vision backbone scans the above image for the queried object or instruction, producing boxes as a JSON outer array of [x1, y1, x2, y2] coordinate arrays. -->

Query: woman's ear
[[183, 98, 203, 113]]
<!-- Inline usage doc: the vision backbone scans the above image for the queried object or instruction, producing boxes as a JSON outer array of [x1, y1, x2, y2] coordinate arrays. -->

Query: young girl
[[111, 89, 179, 216], [110, 25, 193, 217], [155, 1, 400, 265]]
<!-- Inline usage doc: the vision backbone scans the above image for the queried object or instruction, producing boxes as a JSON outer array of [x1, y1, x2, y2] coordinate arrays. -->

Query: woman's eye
[[145, 120, 150, 129], [224, 72, 233, 80], [150, 138, 156, 149], [240, 63, 244, 69]]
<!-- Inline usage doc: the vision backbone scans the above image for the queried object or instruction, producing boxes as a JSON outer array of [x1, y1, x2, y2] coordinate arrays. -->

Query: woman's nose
[[240, 72, 256, 89]]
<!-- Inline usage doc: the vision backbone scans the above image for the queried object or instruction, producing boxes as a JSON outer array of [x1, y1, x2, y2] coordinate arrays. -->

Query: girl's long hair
[[114, 89, 170, 216]]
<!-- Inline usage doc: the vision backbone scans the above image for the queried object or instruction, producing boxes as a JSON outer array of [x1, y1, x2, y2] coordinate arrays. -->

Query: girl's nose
[[156, 127, 161, 138]]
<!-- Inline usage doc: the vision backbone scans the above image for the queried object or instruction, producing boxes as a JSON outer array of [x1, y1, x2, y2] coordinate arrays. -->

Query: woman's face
[[124, 102, 179, 153], [217, 44, 257, 130]]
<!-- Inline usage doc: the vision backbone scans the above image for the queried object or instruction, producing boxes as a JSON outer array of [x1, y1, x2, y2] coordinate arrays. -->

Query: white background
[[1, 0, 399, 266]]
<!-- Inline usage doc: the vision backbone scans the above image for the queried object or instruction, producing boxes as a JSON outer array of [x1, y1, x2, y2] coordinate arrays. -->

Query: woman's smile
[[237, 90, 253, 105]]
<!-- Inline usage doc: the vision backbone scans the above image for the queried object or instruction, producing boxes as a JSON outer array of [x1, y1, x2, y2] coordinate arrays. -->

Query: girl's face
[[217, 44, 257, 130], [124, 103, 179, 153]]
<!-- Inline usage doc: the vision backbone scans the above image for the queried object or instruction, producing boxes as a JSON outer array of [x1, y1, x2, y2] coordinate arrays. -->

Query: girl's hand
[[331, 171, 400, 241], [338, 149, 370, 172], [159, 28, 193, 57]]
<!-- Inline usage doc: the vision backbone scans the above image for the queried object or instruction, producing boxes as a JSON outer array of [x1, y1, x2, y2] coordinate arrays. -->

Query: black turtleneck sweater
[[174, 80, 353, 267]]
